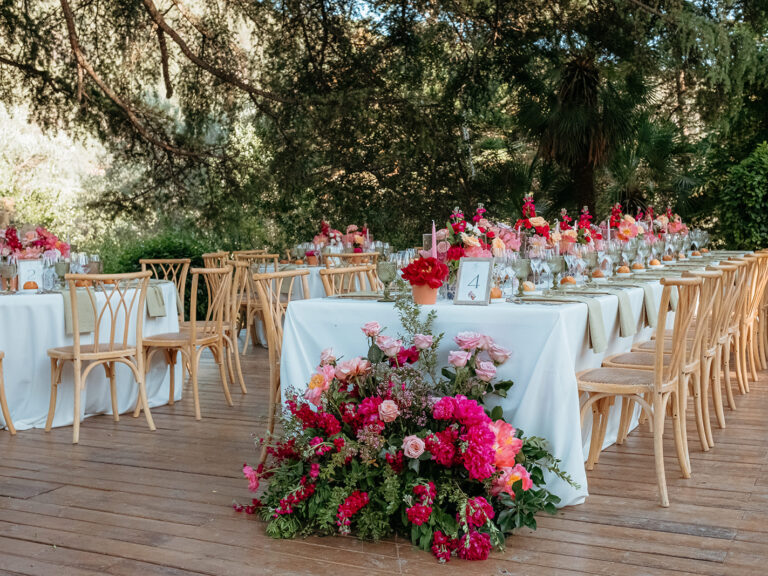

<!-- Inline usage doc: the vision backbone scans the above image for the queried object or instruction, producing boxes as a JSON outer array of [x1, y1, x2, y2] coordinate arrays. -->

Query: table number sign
[[454, 258, 493, 305], [17, 259, 43, 289]]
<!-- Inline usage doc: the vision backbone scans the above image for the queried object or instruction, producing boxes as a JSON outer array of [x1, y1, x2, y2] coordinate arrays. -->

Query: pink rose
[[378, 400, 400, 422], [402, 435, 425, 458], [376, 335, 403, 357], [448, 350, 472, 367], [454, 332, 483, 351], [488, 343, 511, 364], [413, 334, 433, 350], [362, 321, 382, 337], [320, 348, 336, 365], [475, 361, 497, 382], [435, 228, 449, 241]]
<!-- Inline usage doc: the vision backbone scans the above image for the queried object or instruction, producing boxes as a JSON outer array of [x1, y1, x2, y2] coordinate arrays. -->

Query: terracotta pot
[[306, 255, 319, 267], [412, 283, 438, 305]]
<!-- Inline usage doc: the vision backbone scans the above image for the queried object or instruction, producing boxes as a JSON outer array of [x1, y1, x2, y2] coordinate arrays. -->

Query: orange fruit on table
[[295, 260, 304, 265], [592, 269, 605, 278], [75, 279, 92, 287], [701, 248, 709, 253], [522, 281, 536, 292], [490, 286, 503, 299], [617, 265, 631, 274], [662, 254, 674, 261], [691, 250, 701, 256], [649, 258, 661, 266], [23, 281, 38, 290], [632, 262, 645, 270], [560, 276, 576, 285]]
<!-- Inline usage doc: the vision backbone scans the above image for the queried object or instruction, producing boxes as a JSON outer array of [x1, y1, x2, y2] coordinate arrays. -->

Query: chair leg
[[616, 398, 633, 445], [734, 332, 747, 394], [166, 349, 176, 406], [45, 358, 59, 432], [737, 330, 749, 393], [690, 369, 709, 452], [104, 362, 119, 422], [652, 393, 670, 507], [231, 336, 247, 394], [748, 324, 759, 382], [586, 397, 610, 470], [723, 338, 736, 408], [711, 350, 726, 429], [241, 313, 252, 355], [225, 338, 236, 389], [192, 347, 203, 420], [671, 390, 690, 478], [0, 360, 15, 435], [137, 370, 156, 431], [700, 359, 714, 448], [214, 344, 233, 407], [72, 360, 83, 444]]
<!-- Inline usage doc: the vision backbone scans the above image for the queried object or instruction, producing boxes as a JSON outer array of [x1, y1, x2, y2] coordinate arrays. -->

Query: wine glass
[[54, 260, 70, 291], [512, 258, 531, 297], [547, 253, 565, 289], [0, 257, 17, 293], [377, 261, 397, 302]]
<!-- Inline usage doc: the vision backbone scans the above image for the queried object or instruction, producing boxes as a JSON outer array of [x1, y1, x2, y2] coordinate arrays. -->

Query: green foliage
[[720, 142, 768, 249]]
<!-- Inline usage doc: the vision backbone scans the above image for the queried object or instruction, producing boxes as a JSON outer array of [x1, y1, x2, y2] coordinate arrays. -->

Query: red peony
[[401, 257, 449, 288]]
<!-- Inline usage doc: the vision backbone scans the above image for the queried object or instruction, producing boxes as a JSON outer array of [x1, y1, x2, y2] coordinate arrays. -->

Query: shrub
[[720, 142, 768, 249]]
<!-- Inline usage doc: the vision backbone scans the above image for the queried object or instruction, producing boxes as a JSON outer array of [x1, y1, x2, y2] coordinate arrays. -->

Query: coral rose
[[335, 357, 371, 381], [489, 420, 523, 467], [491, 463, 533, 497], [378, 400, 400, 422]]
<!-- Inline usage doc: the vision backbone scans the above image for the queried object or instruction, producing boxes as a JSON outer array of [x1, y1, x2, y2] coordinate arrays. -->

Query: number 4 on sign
[[467, 275, 480, 288]]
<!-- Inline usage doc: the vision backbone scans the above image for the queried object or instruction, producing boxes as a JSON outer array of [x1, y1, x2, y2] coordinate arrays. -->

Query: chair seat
[[633, 338, 695, 353], [603, 351, 663, 369], [144, 329, 218, 347], [577, 367, 657, 394], [47, 344, 137, 360]]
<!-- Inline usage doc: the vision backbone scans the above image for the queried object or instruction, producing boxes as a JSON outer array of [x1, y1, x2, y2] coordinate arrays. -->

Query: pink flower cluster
[[274, 475, 316, 517]]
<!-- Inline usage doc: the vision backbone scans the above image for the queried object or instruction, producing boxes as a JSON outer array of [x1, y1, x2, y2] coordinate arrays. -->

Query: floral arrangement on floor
[[237, 298, 574, 562], [0, 225, 70, 259]]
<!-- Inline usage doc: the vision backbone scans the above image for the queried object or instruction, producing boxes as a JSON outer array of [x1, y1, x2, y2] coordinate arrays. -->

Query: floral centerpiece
[[514, 195, 550, 250], [0, 226, 69, 260], [312, 221, 344, 249], [402, 257, 449, 304], [238, 299, 574, 562], [343, 224, 371, 253]]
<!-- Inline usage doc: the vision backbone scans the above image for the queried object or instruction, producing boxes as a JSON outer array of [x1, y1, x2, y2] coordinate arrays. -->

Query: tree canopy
[[1, 0, 767, 248]]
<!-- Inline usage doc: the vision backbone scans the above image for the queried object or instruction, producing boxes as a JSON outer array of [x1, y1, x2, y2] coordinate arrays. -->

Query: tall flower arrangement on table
[[343, 224, 371, 253], [312, 221, 343, 249], [0, 226, 69, 259], [514, 195, 550, 251], [238, 299, 574, 562]]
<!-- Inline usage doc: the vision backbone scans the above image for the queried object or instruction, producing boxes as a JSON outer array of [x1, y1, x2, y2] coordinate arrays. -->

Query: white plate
[[591, 277, 608, 284], [631, 268, 647, 274], [20, 288, 39, 294], [521, 289, 543, 296], [648, 264, 664, 270], [491, 297, 506, 304], [616, 272, 633, 278]]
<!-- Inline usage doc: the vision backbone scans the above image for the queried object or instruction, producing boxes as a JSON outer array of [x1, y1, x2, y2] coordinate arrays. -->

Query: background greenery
[[2, 0, 768, 263]]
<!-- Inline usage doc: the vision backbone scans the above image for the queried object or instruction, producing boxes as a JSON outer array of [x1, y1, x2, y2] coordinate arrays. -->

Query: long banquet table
[[280, 280, 677, 507], [0, 280, 182, 431]]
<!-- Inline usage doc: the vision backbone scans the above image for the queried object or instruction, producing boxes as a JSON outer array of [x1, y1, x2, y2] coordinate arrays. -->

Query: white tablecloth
[[0, 281, 182, 431], [280, 282, 669, 507]]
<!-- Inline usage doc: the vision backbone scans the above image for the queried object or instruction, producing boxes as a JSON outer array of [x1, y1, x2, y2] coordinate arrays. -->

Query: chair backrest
[[252, 269, 311, 362], [65, 271, 152, 357], [232, 249, 267, 257], [743, 253, 768, 322], [728, 256, 759, 328], [225, 259, 251, 327], [187, 267, 232, 343], [655, 276, 702, 391], [202, 251, 229, 269], [683, 269, 722, 357], [236, 252, 279, 273], [140, 258, 190, 321], [323, 252, 380, 268], [319, 265, 377, 296], [706, 264, 739, 347]]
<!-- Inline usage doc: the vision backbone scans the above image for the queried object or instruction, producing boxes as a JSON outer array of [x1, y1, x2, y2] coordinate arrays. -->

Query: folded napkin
[[146, 284, 167, 318], [520, 294, 607, 353], [61, 289, 95, 335], [568, 288, 636, 337]]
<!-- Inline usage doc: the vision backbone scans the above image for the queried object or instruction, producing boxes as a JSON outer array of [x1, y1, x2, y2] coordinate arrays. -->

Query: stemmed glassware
[[546, 251, 565, 289], [0, 256, 17, 293], [54, 260, 70, 291], [511, 258, 531, 297], [377, 260, 397, 302]]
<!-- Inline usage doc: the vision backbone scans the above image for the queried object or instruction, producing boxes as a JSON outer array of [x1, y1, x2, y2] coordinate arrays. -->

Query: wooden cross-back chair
[[137, 267, 233, 421], [140, 258, 190, 322], [319, 265, 378, 296], [221, 259, 248, 395], [202, 251, 229, 269], [232, 249, 267, 258], [323, 252, 380, 268], [46, 271, 155, 444], [577, 277, 702, 507], [727, 255, 762, 393], [235, 252, 279, 272], [252, 269, 310, 460], [704, 264, 741, 428], [0, 352, 15, 435], [738, 253, 768, 384]]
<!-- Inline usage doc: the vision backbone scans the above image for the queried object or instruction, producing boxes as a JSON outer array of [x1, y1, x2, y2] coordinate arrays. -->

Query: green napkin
[[146, 284, 167, 318], [520, 294, 607, 353], [60, 289, 95, 335], [568, 288, 636, 337]]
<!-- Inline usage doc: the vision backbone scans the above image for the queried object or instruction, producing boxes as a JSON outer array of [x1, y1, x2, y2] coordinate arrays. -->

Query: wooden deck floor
[[1, 348, 767, 576]]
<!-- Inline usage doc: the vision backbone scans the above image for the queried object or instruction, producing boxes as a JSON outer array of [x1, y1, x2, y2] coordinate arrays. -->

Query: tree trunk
[[572, 162, 596, 214]]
